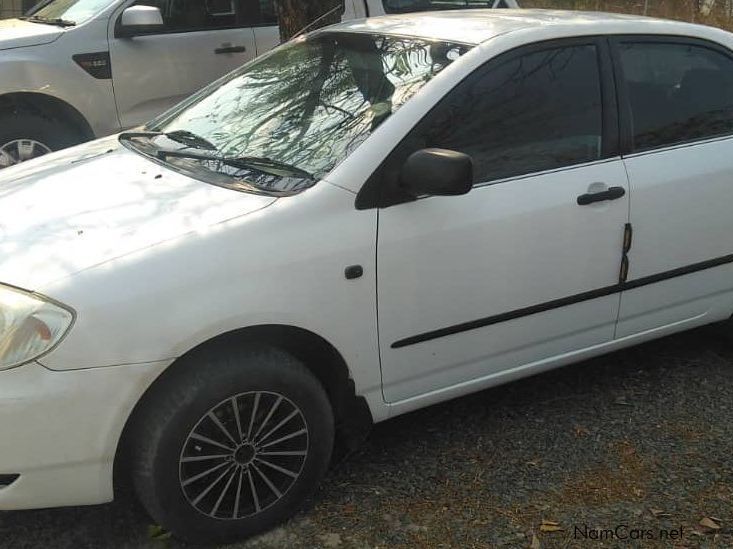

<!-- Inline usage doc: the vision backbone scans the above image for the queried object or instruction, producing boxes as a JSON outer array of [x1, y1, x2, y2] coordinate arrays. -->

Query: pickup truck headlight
[[0, 284, 74, 371]]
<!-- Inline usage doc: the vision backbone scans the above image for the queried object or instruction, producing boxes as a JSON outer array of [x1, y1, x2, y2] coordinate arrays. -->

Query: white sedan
[[2, 9, 733, 544]]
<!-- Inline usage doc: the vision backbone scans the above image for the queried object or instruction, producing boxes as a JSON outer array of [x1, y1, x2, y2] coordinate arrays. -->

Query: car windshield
[[26, 0, 117, 25], [125, 32, 470, 195]]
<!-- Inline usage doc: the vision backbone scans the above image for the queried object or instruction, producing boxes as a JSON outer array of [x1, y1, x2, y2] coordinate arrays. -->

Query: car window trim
[[396, 156, 622, 203], [247, 21, 278, 28], [374, 155, 623, 208], [622, 132, 733, 160], [472, 156, 622, 190], [114, 20, 253, 37], [355, 35, 619, 210], [115, 24, 251, 37], [609, 34, 733, 156]]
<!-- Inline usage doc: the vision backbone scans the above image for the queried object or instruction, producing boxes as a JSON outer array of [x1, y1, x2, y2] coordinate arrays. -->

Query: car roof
[[328, 9, 709, 45]]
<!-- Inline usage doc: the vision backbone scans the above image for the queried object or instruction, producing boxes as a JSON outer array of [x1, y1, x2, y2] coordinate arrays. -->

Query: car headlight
[[0, 283, 74, 371]]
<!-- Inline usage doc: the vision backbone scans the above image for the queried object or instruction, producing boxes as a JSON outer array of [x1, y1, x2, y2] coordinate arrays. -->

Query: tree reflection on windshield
[[149, 32, 470, 193]]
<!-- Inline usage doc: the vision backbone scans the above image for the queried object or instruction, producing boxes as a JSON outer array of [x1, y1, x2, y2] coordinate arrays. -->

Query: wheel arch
[[113, 324, 373, 496], [0, 92, 95, 141]]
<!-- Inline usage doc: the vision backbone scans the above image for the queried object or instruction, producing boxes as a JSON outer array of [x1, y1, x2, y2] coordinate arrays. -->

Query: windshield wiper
[[20, 15, 76, 27], [155, 149, 315, 180], [163, 130, 218, 151], [119, 130, 161, 140], [119, 130, 217, 151]]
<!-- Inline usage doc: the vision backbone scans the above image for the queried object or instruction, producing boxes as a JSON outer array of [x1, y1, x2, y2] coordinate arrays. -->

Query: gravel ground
[[2, 328, 733, 548]]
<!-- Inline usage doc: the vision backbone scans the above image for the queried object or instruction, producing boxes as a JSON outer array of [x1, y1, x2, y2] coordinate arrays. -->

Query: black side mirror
[[400, 148, 473, 197]]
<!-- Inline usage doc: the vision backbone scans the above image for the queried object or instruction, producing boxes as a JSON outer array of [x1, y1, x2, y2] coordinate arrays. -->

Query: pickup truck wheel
[[129, 346, 334, 544], [0, 111, 83, 168]]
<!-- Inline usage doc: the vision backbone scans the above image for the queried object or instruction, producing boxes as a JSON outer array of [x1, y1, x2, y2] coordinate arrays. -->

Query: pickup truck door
[[108, 0, 257, 128]]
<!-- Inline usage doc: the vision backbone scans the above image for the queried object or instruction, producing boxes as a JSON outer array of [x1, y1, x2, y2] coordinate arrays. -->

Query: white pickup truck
[[0, 0, 518, 167]]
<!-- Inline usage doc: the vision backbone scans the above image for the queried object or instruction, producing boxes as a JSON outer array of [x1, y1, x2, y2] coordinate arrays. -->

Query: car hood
[[0, 137, 278, 291], [0, 18, 64, 50]]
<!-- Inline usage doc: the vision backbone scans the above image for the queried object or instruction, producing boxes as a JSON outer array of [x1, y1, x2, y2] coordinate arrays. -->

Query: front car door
[[612, 37, 733, 338], [374, 39, 631, 403], [108, 0, 258, 128]]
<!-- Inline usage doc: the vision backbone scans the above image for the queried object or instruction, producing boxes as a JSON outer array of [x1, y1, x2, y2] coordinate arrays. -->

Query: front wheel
[[129, 346, 334, 544], [0, 110, 84, 168]]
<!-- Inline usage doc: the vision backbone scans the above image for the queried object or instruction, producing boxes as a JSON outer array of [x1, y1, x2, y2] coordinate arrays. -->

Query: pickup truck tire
[[128, 345, 334, 544], [0, 110, 84, 168]]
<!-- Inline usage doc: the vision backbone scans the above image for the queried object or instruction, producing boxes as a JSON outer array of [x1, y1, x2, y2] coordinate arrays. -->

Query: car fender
[[0, 26, 120, 137]]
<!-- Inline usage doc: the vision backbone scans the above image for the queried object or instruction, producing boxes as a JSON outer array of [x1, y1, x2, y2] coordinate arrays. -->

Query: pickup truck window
[[382, 0, 514, 13], [132, 32, 470, 194], [131, 0, 276, 31], [132, 0, 239, 30], [250, 0, 276, 25]]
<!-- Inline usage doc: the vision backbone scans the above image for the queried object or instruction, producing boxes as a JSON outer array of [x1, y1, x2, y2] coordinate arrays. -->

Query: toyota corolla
[[2, 9, 733, 544]]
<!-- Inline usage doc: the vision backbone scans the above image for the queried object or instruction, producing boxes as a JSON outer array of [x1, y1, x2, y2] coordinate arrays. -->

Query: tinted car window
[[383, 0, 512, 12], [241, 0, 277, 25], [135, 0, 238, 30], [618, 42, 733, 152], [399, 45, 602, 184], [256, 0, 277, 24]]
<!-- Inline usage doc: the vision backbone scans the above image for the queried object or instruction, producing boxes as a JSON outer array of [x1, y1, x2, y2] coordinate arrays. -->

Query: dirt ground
[[1, 328, 732, 548]]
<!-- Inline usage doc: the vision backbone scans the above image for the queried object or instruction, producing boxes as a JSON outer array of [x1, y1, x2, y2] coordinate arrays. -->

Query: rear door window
[[616, 41, 733, 152]]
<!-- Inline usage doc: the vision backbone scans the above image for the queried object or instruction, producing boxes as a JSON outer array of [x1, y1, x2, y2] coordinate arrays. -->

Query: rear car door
[[612, 37, 733, 337], [374, 39, 630, 402], [108, 0, 257, 128]]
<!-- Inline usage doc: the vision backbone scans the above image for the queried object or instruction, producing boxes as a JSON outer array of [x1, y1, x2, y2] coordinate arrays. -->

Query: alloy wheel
[[179, 391, 309, 520], [0, 139, 52, 168]]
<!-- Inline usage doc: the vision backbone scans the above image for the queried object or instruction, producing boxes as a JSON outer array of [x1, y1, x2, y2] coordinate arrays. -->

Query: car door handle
[[577, 186, 626, 206], [215, 45, 246, 54]]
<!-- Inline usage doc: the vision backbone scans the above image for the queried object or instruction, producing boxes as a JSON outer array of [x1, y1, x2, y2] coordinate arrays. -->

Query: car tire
[[128, 345, 334, 544], [0, 109, 85, 168]]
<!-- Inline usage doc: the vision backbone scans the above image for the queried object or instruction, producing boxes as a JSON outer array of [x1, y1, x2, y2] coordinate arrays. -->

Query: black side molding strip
[[391, 252, 733, 349], [622, 252, 733, 290]]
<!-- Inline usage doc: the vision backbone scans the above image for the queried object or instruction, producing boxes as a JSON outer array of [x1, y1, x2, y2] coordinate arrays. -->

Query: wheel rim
[[179, 391, 309, 520], [0, 139, 52, 168]]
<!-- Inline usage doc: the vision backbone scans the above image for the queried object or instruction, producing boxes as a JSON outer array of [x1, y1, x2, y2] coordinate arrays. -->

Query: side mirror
[[117, 6, 164, 37], [400, 148, 473, 197]]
